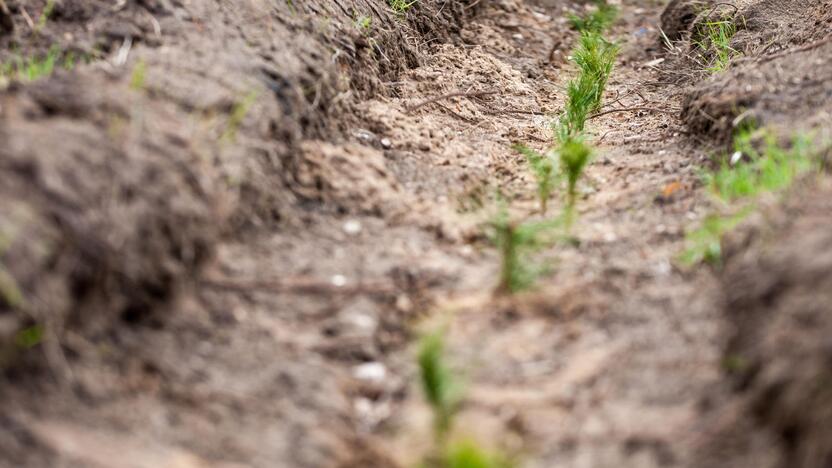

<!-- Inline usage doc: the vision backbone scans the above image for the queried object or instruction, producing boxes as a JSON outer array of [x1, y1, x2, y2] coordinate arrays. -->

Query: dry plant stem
[[405, 90, 498, 113]]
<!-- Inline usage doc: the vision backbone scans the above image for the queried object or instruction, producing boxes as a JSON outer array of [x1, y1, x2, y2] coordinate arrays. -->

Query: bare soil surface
[[1, 0, 830, 467]]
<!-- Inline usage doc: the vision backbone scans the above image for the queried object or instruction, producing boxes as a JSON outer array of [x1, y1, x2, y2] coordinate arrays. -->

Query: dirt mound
[[664, 0, 832, 140], [0, 71, 223, 372], [692, 175, 832, 468], [0, 0, 483, 370]]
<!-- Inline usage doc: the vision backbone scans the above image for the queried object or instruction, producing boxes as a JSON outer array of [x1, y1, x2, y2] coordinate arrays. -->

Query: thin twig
[[405, 90, 498, 113], [436, 102, 479, 124], [587, 106, 679, 120]]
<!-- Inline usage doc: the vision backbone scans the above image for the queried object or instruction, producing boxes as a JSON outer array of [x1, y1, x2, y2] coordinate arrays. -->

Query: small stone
[[380, 137, 392, 149], [343, 219, 362, 235], [395, 295, 413, 313], [353, 362, 387, 382], [331, 274, 347, 287]]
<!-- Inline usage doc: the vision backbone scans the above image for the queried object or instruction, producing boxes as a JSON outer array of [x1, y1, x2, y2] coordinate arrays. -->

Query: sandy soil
[[1, 0, 830, 466]]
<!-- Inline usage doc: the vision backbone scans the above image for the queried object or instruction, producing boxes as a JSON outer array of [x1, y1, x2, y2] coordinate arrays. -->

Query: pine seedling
[[559, 136, 592, 228], [513, 144, 558, 214], [418, 330, 462, 440], [568, 0, 618, 34], [491, 203, 562, 294], [555, 32, 619, 140], [571, 32, 618, 113]]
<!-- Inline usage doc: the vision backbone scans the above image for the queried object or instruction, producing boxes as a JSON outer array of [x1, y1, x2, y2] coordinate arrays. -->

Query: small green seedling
[[222, 90, 258, 142], [559, 136, 592, 226], [354, 15, 372, 32], [418, 330, 462, 440], [37, 0, 55, 32], [570, 32, 618, 114], [705, 132, 819, 202], [389, 0, 417, 14], [417, 331, 515, 468], [15, 325, 43, 349], [568, 0, 618, 34], [681, 129, 825, 266], [0, 46, 66, 82], [693, 18, 739, 73], [555, 32, 618, 140], [130, 59, 147, 91], [442, 440, 515, 468], [679, 210, 749, 266], [491, 203, 562, 294], [513, 144, 558, 214]]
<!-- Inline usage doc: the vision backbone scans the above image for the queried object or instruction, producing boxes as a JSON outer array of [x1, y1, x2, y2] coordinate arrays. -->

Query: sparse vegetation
[[706, 132, 819, 201], [354, 14, 372, 32], [568, 0, 618, 34], [693, 17, 739, 73], [556, 32, 619, 139], [222, 91, 258, 142], [389, 0, 416, 14], [496, 0, 617, 294], [418, 330, 462, 440], [491, 203, 562, 294], [559, 136, 593, 227], [15, 325, 43, 349], [37, 0, 56, 32], [0, 46, 92, 83], [417, 330, 515, 468], [680, 210, 749, 265], [681, 129, 826, 265], [513, 144, 557, 214], [130, 59, 147, 91]]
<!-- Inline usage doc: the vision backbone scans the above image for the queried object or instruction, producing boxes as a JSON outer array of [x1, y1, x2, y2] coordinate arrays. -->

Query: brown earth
[[1, 0, 831, 467]]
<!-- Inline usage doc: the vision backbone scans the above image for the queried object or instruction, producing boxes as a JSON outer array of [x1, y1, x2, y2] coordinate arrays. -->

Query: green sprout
[[679, 210, 749, 266], [568, 0, 618, 34], [681, 129, 826, 266], [693, 18, 739, 73], [491, 203, 562, 294], [37, 0, 55, 32], [559, 136, 592, 227], [389, 0, 417, 14], [705, 132, 820, 202], [0, 45, 90, 82], [222, 90, 258, 142], [130, 59, 147, 91], [513, 144, 558, 214], [443, 440, 515, 468], [418, 330, 462, 440], [555, 32, 618, 139], [354, 15, 372, 32], [15, 325, 43, 349]]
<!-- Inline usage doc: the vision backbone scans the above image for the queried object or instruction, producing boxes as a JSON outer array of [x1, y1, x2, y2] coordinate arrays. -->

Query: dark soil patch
[[693, 176, 832, 468]]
